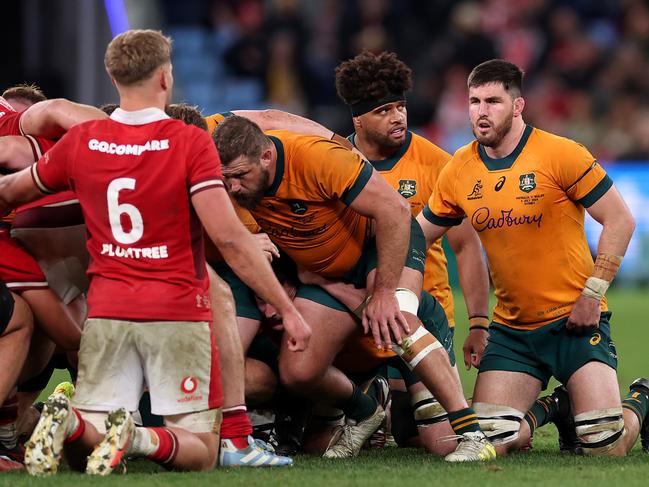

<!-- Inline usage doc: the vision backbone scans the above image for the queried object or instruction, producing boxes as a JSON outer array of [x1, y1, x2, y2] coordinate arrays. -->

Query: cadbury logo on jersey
[[88, 138, 170, 156], [471, 207, 543, 232]]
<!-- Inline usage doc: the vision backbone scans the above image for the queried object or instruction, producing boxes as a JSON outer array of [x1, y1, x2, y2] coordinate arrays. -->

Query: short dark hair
[[335, 51, 412, 107], [166, 103, 207, 130], [2, 83, 47, 105], [213, 115, 269, 166], [468, 59, 523, 98], [99, 103, 119, 115]]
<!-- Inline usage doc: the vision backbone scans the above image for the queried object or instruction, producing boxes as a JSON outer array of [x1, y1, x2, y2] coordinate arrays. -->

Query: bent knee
[[575, 407, 625, 455]]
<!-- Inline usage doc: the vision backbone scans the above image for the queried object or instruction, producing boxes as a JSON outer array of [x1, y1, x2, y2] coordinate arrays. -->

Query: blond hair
[[104, 29, 172, 86]]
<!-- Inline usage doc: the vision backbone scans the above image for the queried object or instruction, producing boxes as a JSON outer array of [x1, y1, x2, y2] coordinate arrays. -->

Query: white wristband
[[582, 276, 610, 300]]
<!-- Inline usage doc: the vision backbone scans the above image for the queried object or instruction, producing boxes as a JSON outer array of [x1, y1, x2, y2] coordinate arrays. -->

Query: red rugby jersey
[[32, 107, 224, 321]]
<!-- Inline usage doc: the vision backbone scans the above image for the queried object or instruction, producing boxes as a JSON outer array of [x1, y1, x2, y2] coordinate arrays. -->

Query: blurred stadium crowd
[[163, 0, 649, 160]]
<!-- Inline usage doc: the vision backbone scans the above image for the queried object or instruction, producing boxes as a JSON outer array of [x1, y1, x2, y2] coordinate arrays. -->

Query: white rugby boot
[[86, 408, 135, 475], [323, 405, 385, 459], [24, 394, 73, 476], [444, 431, 497, 462]]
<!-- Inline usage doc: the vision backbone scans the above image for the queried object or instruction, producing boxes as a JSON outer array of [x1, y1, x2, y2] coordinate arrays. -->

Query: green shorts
[[297, 285, 455, 386], [343, 217, 427, 289], [210, 262, 262, 321], [248, 333, 279, 374], [479, 311, 617, 389]]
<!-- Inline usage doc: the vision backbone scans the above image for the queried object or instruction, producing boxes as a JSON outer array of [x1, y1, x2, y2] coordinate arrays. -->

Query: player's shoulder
[[408, 132, 452, 167], [530, 126, 591, 156]]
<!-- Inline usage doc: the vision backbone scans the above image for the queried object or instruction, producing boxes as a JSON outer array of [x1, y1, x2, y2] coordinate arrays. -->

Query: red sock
[[148, 427, 178, 464], [221, 406, 252, 449]]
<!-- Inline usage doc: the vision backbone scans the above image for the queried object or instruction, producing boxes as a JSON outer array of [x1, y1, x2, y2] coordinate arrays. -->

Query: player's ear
[[513, 97, 525, 117], [352, 116, 362, 129]]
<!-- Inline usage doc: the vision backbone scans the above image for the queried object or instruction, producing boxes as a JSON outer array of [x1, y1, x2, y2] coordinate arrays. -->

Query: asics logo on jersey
[[88, 138, 170, 156], [495, 176, 506, 192], [471, 207, 543, 232]]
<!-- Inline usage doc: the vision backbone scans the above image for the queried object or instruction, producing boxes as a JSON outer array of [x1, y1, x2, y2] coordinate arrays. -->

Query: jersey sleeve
[[299, 138, 373, 205], [186, 128, 224, 196], [422, 162, 465, 227], [553, 140, 612, 208], [31, 129, 76, 194]]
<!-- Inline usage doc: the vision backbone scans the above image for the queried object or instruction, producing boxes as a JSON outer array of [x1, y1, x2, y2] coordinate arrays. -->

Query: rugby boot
[[220, 435, 293, 467], [86, 408, 134, 475], [444, 431, 496, 462], [323, 404, 385, 458], [24, 394, 73, 476], [547, 385, 580, 454], [268, 410, 307, 457], [629, 377, 649, 452]]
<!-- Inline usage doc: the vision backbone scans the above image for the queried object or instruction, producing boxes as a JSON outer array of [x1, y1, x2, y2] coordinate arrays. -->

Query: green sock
[[448, 407, 481, 435], [523, 395, 558, 435], [340, 384, 377, 422], [622, 390, 649, 424]]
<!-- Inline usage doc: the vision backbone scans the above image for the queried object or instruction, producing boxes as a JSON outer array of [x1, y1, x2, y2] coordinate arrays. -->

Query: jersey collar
[[265, 136, 285, 196], [348, 131, 412, 171], [110, 107, 170, 125], [477, 124, 533, 171]]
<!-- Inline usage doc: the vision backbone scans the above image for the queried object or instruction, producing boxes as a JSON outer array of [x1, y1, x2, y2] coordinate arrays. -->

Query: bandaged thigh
[[473, 402, 524, 445], [574, 407, 625, 454], [392, 326, 442, 370]]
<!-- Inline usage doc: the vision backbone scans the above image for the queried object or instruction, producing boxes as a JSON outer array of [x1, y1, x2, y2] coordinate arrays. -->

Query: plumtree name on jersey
[[88, 138, 170, 156], [101, 243, 169, 259]]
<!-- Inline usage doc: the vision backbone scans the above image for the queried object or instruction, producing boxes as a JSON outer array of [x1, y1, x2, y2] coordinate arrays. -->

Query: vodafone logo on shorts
[[180, 376, 198, 394]]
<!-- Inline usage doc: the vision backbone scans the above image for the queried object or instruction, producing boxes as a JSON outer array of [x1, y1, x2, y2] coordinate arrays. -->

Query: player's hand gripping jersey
[[424, 125, 611, 329], [32, 108, 224, 321], [248, 130, 373, 277]]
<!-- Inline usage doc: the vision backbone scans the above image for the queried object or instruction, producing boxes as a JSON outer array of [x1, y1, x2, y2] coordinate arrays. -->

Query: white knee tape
[[395, 288, 419, 315], [410, 390, 447, 425], [473, 402, 524, 445], [392, 326, 442, 369], [574, 407, 625, 454]]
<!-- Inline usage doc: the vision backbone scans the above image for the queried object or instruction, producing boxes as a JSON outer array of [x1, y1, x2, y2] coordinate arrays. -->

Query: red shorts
[[0, 228, 48, 291]]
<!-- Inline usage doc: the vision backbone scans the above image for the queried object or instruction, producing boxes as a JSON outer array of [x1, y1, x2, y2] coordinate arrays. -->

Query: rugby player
[[166, 102, 293, 467], [0, 29, 309, 475], [416, 59, 647, 456], [0, 280, 33, 471], [213, 115, 496, 462], [334, 50, 489, 455]]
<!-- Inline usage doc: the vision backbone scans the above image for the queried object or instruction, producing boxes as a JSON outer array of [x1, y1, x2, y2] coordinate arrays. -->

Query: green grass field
[[2, 288, 647, 486]]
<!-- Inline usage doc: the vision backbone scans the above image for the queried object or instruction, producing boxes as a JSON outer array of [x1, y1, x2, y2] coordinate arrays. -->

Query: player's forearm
[[596, 216, 635, 259], [0, 137, 35, 171], [0, 169, 43, 213], [318, 279, 366, 311], [372, 208, 411, 294], [236, 109, 334, 138]]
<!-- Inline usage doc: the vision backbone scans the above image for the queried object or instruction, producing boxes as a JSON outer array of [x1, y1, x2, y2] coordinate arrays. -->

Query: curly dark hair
[[335, 51, 412, 106]]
